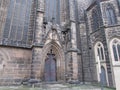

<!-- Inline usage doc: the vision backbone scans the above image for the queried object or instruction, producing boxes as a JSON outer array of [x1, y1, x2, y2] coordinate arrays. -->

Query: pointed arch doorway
[[101, 66, 107, 86], [44, 49, 57, 82]]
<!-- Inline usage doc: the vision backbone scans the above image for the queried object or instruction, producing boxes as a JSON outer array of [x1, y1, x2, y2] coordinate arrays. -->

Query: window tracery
[[3, 0, 32, 46], [111, 38, 120, 61], [105, 4, 117, 25], [95, 42, 105, 61]]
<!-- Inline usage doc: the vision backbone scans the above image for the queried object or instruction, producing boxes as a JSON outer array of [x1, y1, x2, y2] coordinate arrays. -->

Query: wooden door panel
[[44, 54, 56, 82]]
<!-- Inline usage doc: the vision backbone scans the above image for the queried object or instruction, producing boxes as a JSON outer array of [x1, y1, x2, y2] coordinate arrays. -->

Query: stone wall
[[85, 0, 113, 86], [79, 22, 97, 83], [100, 0, 120, 88], [0, 46, 32, 85]]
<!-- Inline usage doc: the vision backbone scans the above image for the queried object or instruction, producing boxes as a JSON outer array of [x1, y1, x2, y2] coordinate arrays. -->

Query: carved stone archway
[[40, 41, 65, 82]]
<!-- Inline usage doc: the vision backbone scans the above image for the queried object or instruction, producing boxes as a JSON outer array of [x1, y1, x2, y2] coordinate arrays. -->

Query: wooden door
[[45, 54, 56, 82], [101, 67, 107, 86]]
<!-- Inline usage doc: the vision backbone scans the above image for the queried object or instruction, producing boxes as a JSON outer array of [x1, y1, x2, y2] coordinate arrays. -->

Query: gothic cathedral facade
[[0, 0, 120, 89]]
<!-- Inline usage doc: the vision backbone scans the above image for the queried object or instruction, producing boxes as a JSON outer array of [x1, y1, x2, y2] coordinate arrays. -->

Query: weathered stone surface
[[0, 47, 32, 85], [0, 0, 119, 90]]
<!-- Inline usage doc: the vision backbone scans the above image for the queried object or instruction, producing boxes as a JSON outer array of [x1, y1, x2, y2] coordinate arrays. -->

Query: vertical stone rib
[[68, 0, 78, 80], [32, 0, 45, 79], [34, 0, 44, 45]]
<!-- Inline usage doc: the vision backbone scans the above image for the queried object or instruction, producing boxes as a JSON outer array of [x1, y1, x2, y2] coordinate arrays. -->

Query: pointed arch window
[[106, 5, 117, 25], [111, 39, 120, 61], [3, 0, 32, 45], [95, 42, 105, 61]]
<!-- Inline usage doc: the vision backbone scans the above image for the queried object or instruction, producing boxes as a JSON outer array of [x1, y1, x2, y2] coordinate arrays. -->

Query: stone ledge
[[66, 48, 81, 54]]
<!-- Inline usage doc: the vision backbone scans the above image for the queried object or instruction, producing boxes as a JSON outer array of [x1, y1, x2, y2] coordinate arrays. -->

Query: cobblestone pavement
[[0, 84, 115, 90]]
